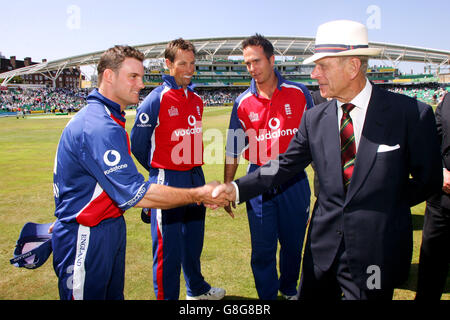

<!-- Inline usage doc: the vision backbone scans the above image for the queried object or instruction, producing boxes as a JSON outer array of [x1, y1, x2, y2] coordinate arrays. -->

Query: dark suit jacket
[[435, 92, 450, 209], [312, 90, 327, 105], [235, 85, 442, 290]]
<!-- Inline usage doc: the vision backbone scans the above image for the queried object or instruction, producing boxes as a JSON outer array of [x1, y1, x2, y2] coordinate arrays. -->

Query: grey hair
[[338, 56, 369, 75]]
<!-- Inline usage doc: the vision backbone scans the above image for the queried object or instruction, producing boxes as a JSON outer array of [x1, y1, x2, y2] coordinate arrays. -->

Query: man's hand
[[211, 182, 237, 201], [195, 181, 231, 209], [210, 182, 237, 218], [443, 168, 450, 194]]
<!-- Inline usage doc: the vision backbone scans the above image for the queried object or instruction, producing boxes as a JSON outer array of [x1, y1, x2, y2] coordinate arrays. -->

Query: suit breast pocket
[[375, 147, 402, 162], [370, 148, 403, 190]]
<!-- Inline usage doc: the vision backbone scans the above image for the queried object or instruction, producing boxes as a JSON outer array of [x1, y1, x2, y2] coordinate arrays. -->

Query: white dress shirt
[[336, 78, 372, 151]]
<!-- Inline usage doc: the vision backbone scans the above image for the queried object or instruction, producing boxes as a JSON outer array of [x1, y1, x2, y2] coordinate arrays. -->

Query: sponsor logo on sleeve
[[136, 113, 152, 127], [103, 150, 128, 175]]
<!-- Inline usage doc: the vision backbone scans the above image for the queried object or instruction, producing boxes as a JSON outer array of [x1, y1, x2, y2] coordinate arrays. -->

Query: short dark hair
[[242, 34, 274, 60], [97, 45, 144, 85], [164, 38, 196, 62]]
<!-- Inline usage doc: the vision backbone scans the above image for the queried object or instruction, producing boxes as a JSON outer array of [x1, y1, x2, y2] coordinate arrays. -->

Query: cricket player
[[131, 38, 225, 300], [224, 34, 313, 300]]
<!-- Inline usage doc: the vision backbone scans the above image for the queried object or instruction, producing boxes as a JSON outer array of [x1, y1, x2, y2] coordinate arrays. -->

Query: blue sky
[[1, 0, 449, 72]]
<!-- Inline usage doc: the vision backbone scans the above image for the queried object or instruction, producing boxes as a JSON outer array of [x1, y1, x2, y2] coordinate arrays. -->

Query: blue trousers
[[52, 216, 126, 300], [246, 164, 310, 300], [149, 167, 211, 300]]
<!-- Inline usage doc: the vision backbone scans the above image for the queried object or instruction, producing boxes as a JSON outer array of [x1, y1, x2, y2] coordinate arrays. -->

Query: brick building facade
[[0, 55, 81, 88]]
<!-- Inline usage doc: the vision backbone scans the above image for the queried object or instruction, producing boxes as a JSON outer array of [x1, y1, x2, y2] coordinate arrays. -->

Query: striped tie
[[340, 103, 356, 190]]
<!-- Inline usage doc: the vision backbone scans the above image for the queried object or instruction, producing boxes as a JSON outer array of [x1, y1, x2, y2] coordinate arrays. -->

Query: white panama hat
[[303, 20, 382, 65]]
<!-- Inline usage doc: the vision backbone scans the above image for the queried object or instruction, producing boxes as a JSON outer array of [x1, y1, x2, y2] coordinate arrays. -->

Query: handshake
[[195, 181, 238, 218]]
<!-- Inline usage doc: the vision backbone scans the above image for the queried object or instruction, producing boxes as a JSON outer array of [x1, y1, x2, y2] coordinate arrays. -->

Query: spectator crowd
[[389, 86, 448, 105], [0, 87, 88, 114], [1, 86, 448, 114], [197, 88, 243, 106]]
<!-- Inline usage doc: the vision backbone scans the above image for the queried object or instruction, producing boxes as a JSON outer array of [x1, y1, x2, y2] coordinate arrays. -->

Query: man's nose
[[138, 77, 145, 89], [311, 65, 319, 79]]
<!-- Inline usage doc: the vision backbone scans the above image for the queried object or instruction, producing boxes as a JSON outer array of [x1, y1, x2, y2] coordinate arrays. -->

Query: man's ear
[[269, 55, 275, 68], [347, 57, 362, 80], [165, 58, 173, 70], [102, 68, 114, 84]]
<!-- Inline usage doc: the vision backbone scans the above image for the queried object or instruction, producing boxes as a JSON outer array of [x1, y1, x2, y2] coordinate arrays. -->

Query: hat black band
[[315, 44, 369, 53]]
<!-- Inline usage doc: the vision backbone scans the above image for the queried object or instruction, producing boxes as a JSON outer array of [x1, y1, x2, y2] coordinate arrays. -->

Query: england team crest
[[168, 106, 179, 117]]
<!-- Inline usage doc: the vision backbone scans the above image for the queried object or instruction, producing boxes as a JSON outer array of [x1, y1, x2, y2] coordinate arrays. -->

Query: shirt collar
[[336, 78, 372, 111], [162, 74, 196, 91], [87, 88, 126, 121]]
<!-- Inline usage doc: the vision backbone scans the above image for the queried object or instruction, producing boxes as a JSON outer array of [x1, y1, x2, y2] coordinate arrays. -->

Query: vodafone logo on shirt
[[254, 117, 298, 142], [136, 113, 152, 127], [188, 115, 196, 126], [268, 117, 281, 130], [173, 115, 202, 138], [104, 150, 121, 166], [103, 150, 128, 175]]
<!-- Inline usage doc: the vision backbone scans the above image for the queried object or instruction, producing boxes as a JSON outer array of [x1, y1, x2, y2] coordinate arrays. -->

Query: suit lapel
[[345, 86, 389, 204]]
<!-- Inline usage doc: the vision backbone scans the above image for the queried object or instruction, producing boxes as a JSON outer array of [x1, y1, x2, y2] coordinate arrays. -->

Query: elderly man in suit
[[212, 20, 442, 300]]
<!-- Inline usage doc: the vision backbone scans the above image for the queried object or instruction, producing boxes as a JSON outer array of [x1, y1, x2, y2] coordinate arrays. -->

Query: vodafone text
[[170, 128, 291, 165]]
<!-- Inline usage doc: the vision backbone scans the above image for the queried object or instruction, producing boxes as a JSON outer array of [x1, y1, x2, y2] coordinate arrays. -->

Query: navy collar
[[250, 68, 284, 96], [162, 74, 196, 91], [87, 89, 126, 122]]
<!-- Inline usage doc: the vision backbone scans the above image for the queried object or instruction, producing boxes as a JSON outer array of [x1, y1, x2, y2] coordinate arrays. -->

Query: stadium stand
[[1, 84, 447, 114], [0, 87, 87, 114], [1, 56, 448, 112]]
